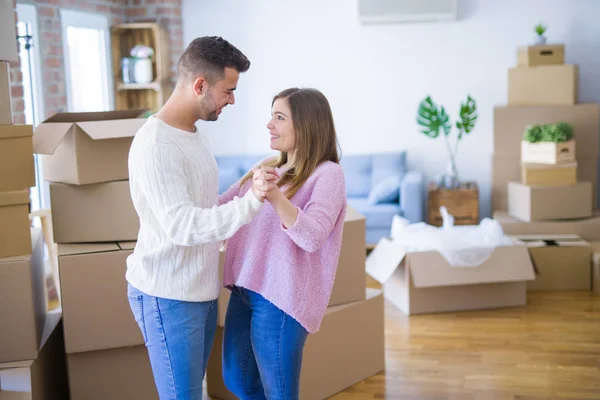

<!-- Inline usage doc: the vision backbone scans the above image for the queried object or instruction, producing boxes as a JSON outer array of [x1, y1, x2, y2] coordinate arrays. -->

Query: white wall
[[182, 0, 600, 218]]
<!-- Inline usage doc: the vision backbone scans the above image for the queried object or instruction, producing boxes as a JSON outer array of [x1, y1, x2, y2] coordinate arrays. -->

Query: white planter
[[521, 139, 576, 164], [534, 35, 547, 45], [133, 58, 153, 84]]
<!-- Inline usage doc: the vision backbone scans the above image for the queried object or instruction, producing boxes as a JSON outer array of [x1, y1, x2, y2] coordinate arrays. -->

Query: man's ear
[[192, 76, 208, 96]]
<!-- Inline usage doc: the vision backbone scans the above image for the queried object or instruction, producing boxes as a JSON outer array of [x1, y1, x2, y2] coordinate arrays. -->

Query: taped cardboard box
[[493, 210, 600, 242], [0, 1, 18, 63], [508, 64, 577, 105], [493, 104, 599, 158], [0, 61, 12, 125], [67, 345, 157, 400], [517, 44, 564, 67], [50, 180, 139, 243], [366, 237, 535, 315], [0, 311, 68, 400], [216, 205, 367, 326], [507, 181, 592, 222], [208, 289, 385, 400], [522, 161, 577, 186], [33, 110, 147, 185], [0, 190, 32, 258], [0, 229, 46, 363], [0, 125, 35, 192], [58, 241, 143, 354], [491, 155, 597, 210], [513, 235, 592, 291]]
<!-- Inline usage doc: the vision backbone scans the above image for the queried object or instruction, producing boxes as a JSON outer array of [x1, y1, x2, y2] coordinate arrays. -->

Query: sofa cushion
[[371, 151, 407, 188], [347, 197, 401, 228], [367, 175, 402, 204], [340, 155, 372, 197]]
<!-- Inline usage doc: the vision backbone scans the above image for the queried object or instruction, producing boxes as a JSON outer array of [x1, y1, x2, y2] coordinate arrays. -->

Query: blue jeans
[[222, 286, 309, 400], [127, 284, 217, 400]]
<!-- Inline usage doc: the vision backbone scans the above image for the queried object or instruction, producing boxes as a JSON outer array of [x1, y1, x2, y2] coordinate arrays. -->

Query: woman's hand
[[251, 167, 279, 202]]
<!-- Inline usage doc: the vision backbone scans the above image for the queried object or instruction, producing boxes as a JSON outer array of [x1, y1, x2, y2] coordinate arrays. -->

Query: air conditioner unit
[[358, 0, 458, 24]]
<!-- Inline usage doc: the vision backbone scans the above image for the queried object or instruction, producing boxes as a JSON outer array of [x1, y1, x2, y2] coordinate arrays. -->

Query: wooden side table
[[427, 182, 480, 227]]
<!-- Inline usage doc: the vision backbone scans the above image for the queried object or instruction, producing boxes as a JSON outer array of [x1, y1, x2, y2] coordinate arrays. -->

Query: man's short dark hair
[[178, 36, 250, 84]]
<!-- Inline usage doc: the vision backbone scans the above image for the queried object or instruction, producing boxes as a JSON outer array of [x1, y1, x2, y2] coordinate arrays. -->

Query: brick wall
[[10, 0, 25, 124], [10, 0, 183, 123]]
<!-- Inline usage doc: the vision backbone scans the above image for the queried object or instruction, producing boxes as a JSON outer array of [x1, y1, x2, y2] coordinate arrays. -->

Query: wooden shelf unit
[[110, 22, 170, 113]]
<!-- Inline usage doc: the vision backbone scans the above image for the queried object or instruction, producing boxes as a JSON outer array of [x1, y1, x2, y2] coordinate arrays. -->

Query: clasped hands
[[251, 166, 280, 202]]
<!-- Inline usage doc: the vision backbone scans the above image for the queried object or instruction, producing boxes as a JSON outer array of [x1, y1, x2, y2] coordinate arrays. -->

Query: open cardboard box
[[366, 237, 535, 315], [33, 110, 147, 185]]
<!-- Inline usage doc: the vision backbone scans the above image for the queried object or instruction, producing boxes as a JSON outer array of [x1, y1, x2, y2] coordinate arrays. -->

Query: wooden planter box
[[517, 44, 564, 67], [427, 182, 479, 227], [521, 139, 575, 165]]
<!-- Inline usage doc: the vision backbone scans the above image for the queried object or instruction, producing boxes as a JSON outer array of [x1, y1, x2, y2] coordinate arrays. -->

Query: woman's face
[[267, 98, 295, 155]]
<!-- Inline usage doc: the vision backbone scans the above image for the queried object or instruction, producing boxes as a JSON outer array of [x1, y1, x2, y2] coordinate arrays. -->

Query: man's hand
[[251, 167, 279, 202]]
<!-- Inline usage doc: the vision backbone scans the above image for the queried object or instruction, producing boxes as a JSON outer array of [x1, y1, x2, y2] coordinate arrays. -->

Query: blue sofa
[[215, 151, 424, 245]]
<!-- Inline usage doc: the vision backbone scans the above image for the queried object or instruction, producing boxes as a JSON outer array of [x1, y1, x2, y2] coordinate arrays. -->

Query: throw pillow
[[367, 175, 402, 204]]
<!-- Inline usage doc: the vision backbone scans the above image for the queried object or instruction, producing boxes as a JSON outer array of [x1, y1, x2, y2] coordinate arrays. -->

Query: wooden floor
[[329, 283, 600, 400]]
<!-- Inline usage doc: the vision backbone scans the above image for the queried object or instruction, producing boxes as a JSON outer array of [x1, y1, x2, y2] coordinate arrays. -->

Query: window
[[17, 4, 47, 214], [60, 10, 113, 112]]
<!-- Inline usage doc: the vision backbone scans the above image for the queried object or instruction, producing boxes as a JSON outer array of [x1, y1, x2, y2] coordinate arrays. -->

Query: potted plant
[[130, 44, 155, 84], [416, 95, 478, 189], [534, 23, 547, 45], [521, 122, 575, 164]]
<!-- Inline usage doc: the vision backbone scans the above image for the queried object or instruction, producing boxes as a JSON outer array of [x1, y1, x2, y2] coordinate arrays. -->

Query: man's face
[[199, 67, 239, 121]]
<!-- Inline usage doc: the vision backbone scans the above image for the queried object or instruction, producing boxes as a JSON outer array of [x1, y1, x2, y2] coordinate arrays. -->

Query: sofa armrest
[[399, 171, 425, 223]]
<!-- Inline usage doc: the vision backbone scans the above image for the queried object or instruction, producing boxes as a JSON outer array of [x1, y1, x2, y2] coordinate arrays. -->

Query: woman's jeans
[[222, 286, 309, 400], [127, 284, 217, 400]]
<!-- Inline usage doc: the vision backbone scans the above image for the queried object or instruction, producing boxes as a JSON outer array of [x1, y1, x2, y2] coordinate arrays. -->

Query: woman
[[217, 87, 347, 399]]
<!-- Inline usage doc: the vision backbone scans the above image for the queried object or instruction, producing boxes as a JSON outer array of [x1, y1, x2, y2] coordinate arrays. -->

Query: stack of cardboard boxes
[[207, 207, 386, 399], [0, 6, 68, 397], [32, 111, 152, 400], [492, 42, 600, 240], [491, 42, 598, 292]]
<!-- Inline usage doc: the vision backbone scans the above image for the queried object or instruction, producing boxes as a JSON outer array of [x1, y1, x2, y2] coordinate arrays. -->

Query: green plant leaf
[[523, 124, 543, 143], [439, 106, 451, 136], [534, 23, 546, 36], [417, 96, 442, 138], [457, 95, 478, 136]]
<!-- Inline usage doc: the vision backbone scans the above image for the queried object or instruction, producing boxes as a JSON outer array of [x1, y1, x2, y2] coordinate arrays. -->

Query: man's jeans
[[222, 286, 308, 400], [128, 284, 217, 400]]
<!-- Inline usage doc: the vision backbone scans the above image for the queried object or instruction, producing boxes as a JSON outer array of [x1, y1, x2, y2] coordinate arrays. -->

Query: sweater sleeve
[[140, 143, 263, 246], [282, 164, 346, 252], [219, 181, 241, 205]]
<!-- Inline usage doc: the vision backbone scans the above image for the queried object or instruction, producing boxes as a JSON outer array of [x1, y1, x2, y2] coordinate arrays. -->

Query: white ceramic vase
[[134, 58, 153, 84]]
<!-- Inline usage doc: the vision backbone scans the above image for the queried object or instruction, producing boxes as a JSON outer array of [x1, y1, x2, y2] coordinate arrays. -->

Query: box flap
[[41, 109, 148, 123], [344, 205, 365, 223], [408, 243, 535, 288], [32, 122, 73, 155], [57, 243, 120, 257], [76, 118, 147, 140], [118, 241, 137, 250], [0, 191, 29, 207], [0, 125, 32, 140], [365, 237, 406, 284], [0, 360, 34, 371]]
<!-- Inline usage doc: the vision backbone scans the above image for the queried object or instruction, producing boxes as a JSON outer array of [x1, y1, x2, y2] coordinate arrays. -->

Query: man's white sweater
[[126, 116, 262, 301]]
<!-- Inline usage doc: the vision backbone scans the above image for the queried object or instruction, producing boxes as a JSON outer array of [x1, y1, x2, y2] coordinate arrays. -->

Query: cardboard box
[[591, 242, 600, 295], [517, 44, 564, 67], [208, 289, 385, 400], [521, 139, 575, 165], [33, 110, 147, 185], [0, 1, 18, 62], [494, 104, 599, 158], [0, 190, 32, 258], [492, 155, 597, 210], [514, 235, 592, 291], [0, 311, 69, 400], [494, 210, 600, 242], [0, 125, 35, 192], [522, 161, 577, 186], [50, 180, 139, 243], [366, 237, 535, 315], [507, 181, 592, 222], [0, 229, 46, 363], [67, 345, 158, 400], [0, 61, 12, 125], [58, 241, 143, 354], [508, 64, 577, 105], [216, 205, 367, 326]]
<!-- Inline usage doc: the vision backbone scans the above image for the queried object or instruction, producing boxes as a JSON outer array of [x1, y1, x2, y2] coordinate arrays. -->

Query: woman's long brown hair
[[239, 87, 340, 199]]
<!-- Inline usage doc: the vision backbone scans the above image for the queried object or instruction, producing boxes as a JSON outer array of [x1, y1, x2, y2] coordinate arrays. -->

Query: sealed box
[[522, 161, 577, 186], [0, 124, 35, 192], [0, 190, 32, 258], [508, 64, 577, 105]]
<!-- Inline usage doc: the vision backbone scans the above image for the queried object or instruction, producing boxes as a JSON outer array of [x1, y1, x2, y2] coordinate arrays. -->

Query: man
[[125, 36, 275, 400]]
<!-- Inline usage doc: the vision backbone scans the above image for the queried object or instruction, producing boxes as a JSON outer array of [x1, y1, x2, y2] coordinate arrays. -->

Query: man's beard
[[200, 90, 220, 121]]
